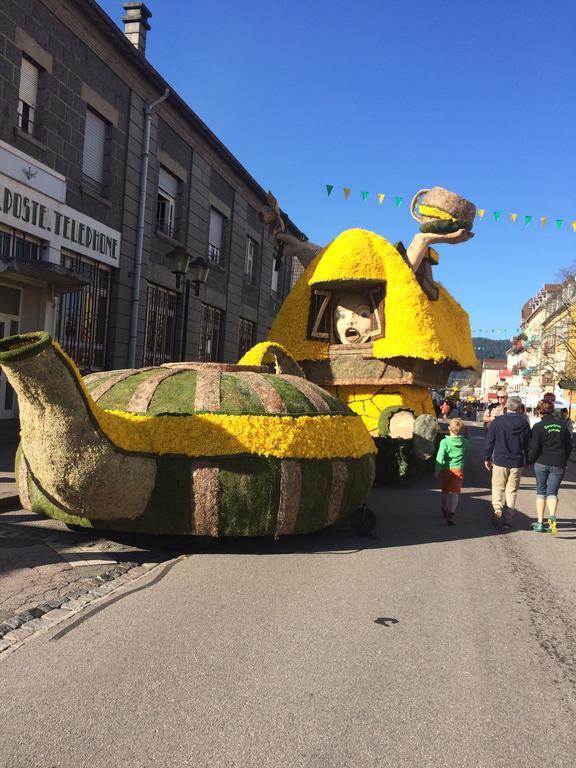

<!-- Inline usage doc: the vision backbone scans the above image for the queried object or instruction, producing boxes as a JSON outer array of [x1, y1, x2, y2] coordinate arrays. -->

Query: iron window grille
[[0, 229, 41, 262], [238, 318, 256, 360], [143, 283, 178, 366], [199, 303, 223, 362], [55, 253, 111, 371]]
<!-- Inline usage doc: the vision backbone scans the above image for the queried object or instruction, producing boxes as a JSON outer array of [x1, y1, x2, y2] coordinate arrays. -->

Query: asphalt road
[[1, 422, 575, 768]]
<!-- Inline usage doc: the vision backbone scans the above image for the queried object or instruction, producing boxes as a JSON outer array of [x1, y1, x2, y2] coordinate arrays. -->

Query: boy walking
[[435, 418, 470, 525]]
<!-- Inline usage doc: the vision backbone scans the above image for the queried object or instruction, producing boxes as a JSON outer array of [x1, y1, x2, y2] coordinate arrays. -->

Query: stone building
[[0, 0, 303, 420]]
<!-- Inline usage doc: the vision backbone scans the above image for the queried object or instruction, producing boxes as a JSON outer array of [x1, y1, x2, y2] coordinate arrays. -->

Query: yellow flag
[[572, 221, 576, 232], [378, 193, 385, 205], [541, 216, 547, 227], [478, 209, 485, 219], [343, 188, 351, 200], [510, 213, 517, 223]]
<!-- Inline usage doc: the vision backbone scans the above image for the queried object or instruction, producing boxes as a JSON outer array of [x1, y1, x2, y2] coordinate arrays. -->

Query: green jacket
[[435, 434, 470, 472]]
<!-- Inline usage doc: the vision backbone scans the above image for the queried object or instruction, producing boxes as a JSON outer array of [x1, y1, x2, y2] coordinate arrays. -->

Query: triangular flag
[[493, 211, 501, 221], [541, 216, 547, 226], [525, 215, 532, 225], [394, 196, 403, 207], [361, 191, 369, 202], [326, 184, 334, 196], [478, 209, 485, 219], [510, 213, 517, 223], [555, 219, 564, 230], [343, 188, 351, 200], [571, 221, 576, 232], [378, 193, 385, 205]]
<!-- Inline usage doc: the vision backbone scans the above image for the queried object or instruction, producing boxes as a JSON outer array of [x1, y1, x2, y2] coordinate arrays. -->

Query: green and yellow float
[[0, 333, 375, 536]]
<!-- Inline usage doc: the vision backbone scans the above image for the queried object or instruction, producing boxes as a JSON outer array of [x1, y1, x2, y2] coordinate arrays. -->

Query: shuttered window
[[82, 109, 107, 188], [156, 167, 178, 237], [208, 208, 224, 264], [18, 57, 39, 135]]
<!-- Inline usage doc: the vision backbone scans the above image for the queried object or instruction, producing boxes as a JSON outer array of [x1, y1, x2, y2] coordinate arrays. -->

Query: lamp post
[[169, 249, 211, 360]]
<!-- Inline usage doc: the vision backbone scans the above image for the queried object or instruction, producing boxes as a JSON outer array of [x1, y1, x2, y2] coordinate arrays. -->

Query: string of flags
[[324, 185, 576, 232], [472, 328, 521, 335]]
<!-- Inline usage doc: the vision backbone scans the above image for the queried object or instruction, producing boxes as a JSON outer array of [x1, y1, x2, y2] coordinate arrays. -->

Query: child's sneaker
[[447, 514, 456, 526], [442, 507, 448, 518], [547, 516, 558, 535], [531, 522, 547, 533]]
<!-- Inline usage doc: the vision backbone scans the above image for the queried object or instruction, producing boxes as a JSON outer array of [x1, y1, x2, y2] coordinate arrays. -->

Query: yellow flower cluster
[[329, 385, 435, 436], [417, 204, 457, 222], [267, 228, 477, 368], [95, 410, 376, 459], [52, 342, 375, 460]]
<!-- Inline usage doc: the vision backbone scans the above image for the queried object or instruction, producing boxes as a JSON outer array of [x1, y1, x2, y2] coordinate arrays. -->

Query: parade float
[[0, 333, 375, 535], [253, 187, 479, 482]]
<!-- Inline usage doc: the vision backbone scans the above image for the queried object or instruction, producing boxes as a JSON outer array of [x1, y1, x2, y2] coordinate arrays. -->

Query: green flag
[[394, 196, 403, 207], [525, 215, 532, 225], [493, 211, 501, 222], [361, 191, 369, 202], [556, 219, 564, 229], [326, 184, 334, 196]]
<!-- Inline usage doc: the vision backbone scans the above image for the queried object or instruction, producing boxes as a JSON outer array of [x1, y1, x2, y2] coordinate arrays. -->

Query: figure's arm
[[405, 230, 475, 273], [276, 232, 323, 267]]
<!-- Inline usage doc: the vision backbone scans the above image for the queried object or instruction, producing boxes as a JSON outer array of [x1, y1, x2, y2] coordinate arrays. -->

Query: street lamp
[[168, 250, 211, 361], [170, 247, 191, 290], [187, 255, 210, 297]]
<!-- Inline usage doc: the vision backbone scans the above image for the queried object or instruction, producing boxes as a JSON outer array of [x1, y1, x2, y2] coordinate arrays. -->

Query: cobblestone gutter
[[0, 559, 162, 655]]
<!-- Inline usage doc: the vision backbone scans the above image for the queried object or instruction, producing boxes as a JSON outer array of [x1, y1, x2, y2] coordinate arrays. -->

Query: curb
[[0, 558, 166, 656]]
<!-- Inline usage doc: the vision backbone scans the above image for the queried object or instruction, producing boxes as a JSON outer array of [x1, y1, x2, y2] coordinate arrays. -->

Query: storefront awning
[[0, 259, 89, 294]]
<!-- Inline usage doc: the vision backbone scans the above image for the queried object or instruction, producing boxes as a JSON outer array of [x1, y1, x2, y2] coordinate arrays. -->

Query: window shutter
[[209, 209, 224, 247], [159, 167, 178, 199], [19, 58, 39, 107], [83, 109, 106, 183]]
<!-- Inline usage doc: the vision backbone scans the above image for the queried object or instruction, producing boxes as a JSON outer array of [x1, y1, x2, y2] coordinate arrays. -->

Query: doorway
[[0, 283, 21, 419]]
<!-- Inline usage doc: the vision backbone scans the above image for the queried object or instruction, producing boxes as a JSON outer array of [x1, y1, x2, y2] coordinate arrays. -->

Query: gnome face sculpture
[[333, 292, 373, 344]]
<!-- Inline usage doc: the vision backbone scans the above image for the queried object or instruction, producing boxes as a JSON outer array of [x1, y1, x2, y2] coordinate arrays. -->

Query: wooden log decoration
[[1, 333, 375, 537]]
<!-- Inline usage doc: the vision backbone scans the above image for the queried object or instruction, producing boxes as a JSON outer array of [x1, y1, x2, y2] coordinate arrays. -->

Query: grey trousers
[[492, 465, 523, 519]]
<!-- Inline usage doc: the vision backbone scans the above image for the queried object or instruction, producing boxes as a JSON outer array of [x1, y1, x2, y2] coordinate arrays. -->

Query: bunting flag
[[323, 184, 573, 234]]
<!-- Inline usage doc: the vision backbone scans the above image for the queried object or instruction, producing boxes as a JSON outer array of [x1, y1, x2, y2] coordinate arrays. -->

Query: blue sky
[[99, 0, 576, 339]]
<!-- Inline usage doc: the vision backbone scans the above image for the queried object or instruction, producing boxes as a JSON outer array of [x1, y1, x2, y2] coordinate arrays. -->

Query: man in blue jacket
[[484, 395, 530, 528]]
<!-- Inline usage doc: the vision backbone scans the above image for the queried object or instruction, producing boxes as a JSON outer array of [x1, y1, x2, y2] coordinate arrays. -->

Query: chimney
[[122, 2, 152, 55]]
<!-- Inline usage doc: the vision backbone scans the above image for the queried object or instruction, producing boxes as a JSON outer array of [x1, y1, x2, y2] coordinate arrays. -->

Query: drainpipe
[[128, 87, 170, 368]]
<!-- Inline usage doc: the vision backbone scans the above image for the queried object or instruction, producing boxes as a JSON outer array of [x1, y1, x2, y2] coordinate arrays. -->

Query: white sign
[[0, 173, 121, 267]]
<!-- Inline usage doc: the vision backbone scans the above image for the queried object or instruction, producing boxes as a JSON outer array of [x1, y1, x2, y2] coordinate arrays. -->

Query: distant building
[[480, 359, 508, 400], [0, 0, 305, 420]]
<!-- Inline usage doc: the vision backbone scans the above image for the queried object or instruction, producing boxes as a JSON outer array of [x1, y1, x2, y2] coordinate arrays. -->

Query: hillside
[[472, 337, 509, 362]]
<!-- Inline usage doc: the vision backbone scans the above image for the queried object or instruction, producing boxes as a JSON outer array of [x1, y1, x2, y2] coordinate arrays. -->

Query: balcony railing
[[207, 243, 221, 264]]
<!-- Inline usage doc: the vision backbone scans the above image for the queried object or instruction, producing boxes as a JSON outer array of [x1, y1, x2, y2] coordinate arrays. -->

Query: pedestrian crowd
[[434, 391, 573, 533]]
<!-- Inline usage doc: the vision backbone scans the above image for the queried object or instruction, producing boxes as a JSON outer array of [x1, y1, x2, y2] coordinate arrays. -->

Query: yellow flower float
[[255, 188, 478, 482]]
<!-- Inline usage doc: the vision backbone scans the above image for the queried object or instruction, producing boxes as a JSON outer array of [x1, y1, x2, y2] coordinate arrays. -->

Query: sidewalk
[[0, 422, 19, 509]]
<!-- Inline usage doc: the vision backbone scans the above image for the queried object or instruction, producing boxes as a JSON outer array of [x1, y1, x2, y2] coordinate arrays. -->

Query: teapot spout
[[0, 333, 156, 520]]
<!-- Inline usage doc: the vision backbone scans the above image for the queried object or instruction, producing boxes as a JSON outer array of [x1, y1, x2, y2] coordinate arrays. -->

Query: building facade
[[0, 0, 303, 420]]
